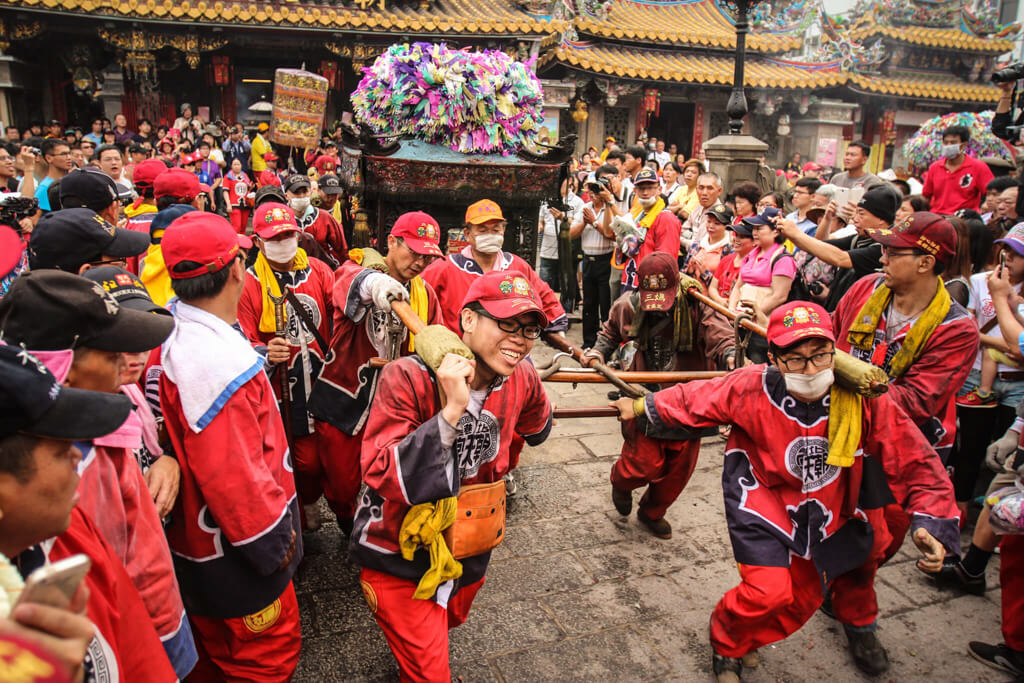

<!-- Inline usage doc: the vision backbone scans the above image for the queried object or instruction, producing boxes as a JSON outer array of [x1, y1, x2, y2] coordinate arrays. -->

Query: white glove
[[986, 427, 1020, 473], [367, 273, 408, 312]]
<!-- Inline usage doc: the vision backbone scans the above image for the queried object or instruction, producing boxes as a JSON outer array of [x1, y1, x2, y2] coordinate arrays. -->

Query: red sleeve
[[179, 386, 293, 573], [652, 211, 682, 256], [921, 163, 935, 198], [862, 394, 960, 552], [420, 258, 458, 332], [647, 366, 758, 431], [886, 318, 978, 424], [514, 363, 553, 446], [332, 259, 374, 323], [237, 275, 265, 345], [512, 256, 566, 331]]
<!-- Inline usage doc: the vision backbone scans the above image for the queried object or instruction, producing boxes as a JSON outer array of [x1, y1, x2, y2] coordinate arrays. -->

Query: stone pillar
[[703, 133, 768, 190], [99, 65, 125, 121]]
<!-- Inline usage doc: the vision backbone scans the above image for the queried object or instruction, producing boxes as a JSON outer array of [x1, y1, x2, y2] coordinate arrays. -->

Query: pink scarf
[[93, 383, 162, 456]]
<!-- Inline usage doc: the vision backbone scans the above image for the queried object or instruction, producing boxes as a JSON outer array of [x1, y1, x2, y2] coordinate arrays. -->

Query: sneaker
[[303, 503, 322, 532], [925, 561, 986, 596], [741, 650, 759, 669], [844, 625, 890, 676], [956, 389, 998, 408], [637, 510, 672, 539], [712, 653, 743, 683], [612, 486, 632, 516], [968, 641, 1024, 676], [503, 472, 518, 497], [818, 592, 836, 620]]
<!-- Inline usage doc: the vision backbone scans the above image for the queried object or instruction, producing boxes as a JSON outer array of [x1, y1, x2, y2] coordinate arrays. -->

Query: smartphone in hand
[[15, 555, 91, 610]]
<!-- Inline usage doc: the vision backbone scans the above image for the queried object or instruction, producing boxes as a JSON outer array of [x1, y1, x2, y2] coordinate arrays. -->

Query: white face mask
[[638, 195, 658, 209], [783, 367, 834, 401], [941, 143, 962, 160], [262, 235, 298, 263], [289, 197, 310, 214], [474, 233, 504, 254]]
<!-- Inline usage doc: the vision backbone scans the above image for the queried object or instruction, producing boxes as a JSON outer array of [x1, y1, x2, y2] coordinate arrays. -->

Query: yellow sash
[[255, 248, 310, 334]]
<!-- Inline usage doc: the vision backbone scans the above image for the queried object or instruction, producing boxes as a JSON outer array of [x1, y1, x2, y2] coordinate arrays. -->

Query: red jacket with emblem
[[644, 365, 960, 581], [421, 248, 567, 335], [237, 258, 335, 436], [832, 273, 978, 464], [349, 356, 552, 588], [308, 260, 444, 435], [297, 207, 347, 266], [620, 209, 681, 290]]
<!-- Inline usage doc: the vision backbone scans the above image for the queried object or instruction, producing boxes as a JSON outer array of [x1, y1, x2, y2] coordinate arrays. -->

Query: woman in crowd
[[667, 158, 703, 220], [944, 216, 973, 307], [729, 181, 761, 226], [684, 203, 732, 286]]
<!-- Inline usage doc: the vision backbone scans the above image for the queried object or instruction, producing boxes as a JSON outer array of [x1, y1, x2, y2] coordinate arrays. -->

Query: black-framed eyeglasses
[[777, 351, 834, 372], [475, 308, 543, 339], [397, 238, 438, 265]]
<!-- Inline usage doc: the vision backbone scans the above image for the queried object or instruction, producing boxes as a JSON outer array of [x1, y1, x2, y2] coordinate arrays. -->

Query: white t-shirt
[[967, 271, 1024, 372], [538, 192, 583, 260]]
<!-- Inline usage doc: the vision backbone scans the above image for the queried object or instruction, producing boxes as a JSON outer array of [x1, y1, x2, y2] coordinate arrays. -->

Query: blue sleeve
[[34, 182, 50, 211], [1018, 330, 1024, 357]]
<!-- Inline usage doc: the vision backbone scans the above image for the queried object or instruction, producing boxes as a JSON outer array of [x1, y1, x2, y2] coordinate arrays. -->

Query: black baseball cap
[[149, 204, 196, 242], [708, 203, 733, 225], [29, 208, 149, 272], [319, 173, 343, 195], [81, 265, 169, 315], [59, 168, 119, 212], [283, 174, 310, 193], [0, 344, 132, 440], [0, 270, 174, 352], [254, 184, 287, 207]]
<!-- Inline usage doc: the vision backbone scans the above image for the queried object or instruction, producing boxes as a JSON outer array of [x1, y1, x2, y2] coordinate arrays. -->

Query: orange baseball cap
[[465, 199, 505, 225]]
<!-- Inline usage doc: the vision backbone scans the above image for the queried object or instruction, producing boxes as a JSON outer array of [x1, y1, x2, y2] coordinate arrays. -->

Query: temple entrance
[[645, 101, 695, 160]]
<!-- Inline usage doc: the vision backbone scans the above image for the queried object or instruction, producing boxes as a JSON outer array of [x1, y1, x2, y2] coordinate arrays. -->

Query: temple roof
[[542, 43, 846, 88], [849, 20, 1014, 52], [572, 0, 801, 54], [1, 0, 561, 35], [848, 72, 1000, 103]]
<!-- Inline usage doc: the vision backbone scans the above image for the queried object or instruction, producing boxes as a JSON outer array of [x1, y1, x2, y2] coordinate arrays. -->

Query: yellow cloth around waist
[[827, 384, 862, 468], [399, 498, 463, 600]]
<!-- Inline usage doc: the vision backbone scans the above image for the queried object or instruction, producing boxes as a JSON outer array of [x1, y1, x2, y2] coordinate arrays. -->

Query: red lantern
[[212, 55, 230, 87], [881, 110, 896, 146], [643, 88, 660, 118], [320, 60, 339, 90]]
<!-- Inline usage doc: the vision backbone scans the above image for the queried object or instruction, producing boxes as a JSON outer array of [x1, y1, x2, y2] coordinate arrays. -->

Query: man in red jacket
[[612, 301, 960, 683], [308, 211, 446, 533], [0, 344, 176, 683], [422, 198, 567, 335], [237, 202, 335, 528], [159, 212, 302, 681], [612, 168, 682, 292], [352, 270, 553, 681], [921, 124, 994, 215], [827, 212, 978, 675]]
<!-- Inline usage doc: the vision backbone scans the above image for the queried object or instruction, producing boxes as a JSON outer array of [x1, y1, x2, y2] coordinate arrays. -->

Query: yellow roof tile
[[574, 0, 800, 54], [546, 44, 844, 88], [849, 73, 1001, 103], [850, 21, 1013, 53]]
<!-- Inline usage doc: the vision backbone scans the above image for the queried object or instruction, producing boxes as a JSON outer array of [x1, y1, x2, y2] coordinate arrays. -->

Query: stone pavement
[[293, 331, 1008, 682]]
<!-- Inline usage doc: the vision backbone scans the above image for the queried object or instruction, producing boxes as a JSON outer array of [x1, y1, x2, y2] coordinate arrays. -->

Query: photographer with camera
[[570, 164, 618, 347], [992, 65, 1024, 143]]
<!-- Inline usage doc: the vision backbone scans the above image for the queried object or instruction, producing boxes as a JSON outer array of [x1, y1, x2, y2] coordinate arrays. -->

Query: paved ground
[[293, 329, 1009, 682]]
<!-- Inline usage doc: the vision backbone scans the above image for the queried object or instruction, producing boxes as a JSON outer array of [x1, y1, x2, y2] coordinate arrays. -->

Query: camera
[[0, 195, 39, 232], [807, 281, 824, 296], [992, 62, 1024, 83], [587, 175, 612, 194]]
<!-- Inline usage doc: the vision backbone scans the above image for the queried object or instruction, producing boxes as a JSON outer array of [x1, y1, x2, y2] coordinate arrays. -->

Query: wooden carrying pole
[[544, 370, 726, 384]]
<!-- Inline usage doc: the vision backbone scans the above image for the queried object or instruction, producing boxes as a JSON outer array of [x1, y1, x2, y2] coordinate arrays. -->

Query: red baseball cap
[[263, 151, 279, 162], [253, 202, 299, 239], [155, 168, 201, 200], [161, 212, 252, 279], [314, 155, 336, 175], [866, 211, 957, 266], [133, 158, 168, 188], [0, 224, 24, 279], [390, 211, 443, 257], [258, 171, 282, 187], [767, 302, 835, 348], [461, 270, 548, 329], [637, 252, 679, 312], [802, 162, 822, 172]]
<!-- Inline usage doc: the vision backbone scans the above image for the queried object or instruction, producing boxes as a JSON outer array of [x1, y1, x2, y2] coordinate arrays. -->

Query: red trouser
[[710, 558, 823, 658], [829, 505, 904, 628], [186, 583, 301, 682], [229, 208, 251, 235], [610, 423, 700, 520], [292, 431, 324, 507], [319, 422, 363, 520], [359, 568, 484, 683], [1001, 535, 1024, 651]]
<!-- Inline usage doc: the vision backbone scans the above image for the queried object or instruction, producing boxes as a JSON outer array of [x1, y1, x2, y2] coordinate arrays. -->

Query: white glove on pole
[[368, 273, 408, 312]]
